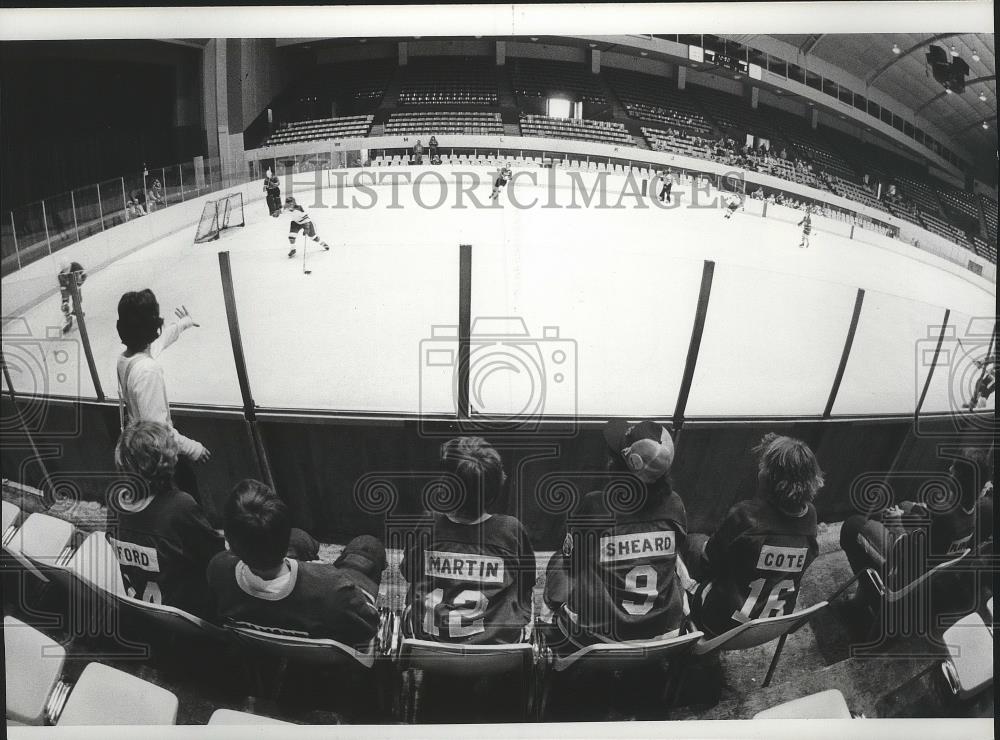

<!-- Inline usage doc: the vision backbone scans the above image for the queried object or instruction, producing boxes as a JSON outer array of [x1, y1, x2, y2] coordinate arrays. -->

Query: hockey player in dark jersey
[[490, 163, 514, 202], [544, 420, 688, 651], [57, 261, 87, 333], [797, 209, 813, 248], [107, 421, 224, 617], [840, 445, 992, 608], [283, 196, 330, 258], [263, 168, 281, 217], [682, 433, 821, 638], [400, 437, 536, 644]]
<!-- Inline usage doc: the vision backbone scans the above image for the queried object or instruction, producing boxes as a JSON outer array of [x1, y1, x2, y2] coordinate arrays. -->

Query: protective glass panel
[[44, 192, 78, 255], [72, 185, 103, 242], [685, 263, 857, 417], [10, 202, 48, 270], [98, 178, 129, 231]]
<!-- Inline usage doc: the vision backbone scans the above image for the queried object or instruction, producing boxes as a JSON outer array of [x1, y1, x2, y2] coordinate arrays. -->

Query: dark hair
[[950, 446, 994, 508], [224, 479, 291, 570], [754, 433, 824, 512], [439, 437, 505, 519], [117, 289, 163, 352]]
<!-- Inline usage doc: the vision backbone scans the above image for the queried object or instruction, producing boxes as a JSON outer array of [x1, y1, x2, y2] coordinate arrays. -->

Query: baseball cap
[[603, 419, 675, 480], [334, 535, 387, 594]]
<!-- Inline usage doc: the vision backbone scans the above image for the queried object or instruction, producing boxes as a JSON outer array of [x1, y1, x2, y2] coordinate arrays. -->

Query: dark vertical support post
[[68, 273, 104, 401], [915, 308, 951, 417], [218, 251, 276, 491], [823, 288, 865, 418], [457, 244, 472, 420], [0, 353, 53, 494], [673, 260, 715, 432]]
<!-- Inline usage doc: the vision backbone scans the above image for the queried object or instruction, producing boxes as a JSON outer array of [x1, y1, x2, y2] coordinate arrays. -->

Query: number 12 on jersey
[[423, 588, 489, 638]]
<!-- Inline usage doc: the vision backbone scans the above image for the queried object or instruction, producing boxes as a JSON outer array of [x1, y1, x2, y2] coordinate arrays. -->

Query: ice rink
[[3, 168, 996, 420]]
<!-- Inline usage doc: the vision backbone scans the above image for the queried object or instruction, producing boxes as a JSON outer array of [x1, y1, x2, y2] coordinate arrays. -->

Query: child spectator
[[544, 420, 688, 651], [207, 479, 384, 643], [400, 437, 535, 644], [107, 421, 223, 617], [117, 290, 211, 498], [682, 433, 821, 638]]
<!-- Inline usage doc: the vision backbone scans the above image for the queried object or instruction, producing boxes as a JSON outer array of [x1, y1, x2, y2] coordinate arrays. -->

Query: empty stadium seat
[[4, 616, 67, 725], [208, 708, 293, 725], [2, 500, 20, 536], [4, 512, 75, 582], [55, 662, 179, 725], [940, 612, 993, 700], [753, 689, 852, 719]]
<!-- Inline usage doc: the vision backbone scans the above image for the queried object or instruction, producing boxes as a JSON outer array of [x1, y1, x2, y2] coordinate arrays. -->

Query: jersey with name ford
[[565, 484, 688, 642], [105, 487, 224, 618], [697, 498, 818, 637], [400, 513, 535, 644]]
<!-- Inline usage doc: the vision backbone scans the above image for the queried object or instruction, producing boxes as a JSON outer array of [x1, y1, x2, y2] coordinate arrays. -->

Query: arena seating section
[[606, 69, 714, 134], [510, 59, 606, 105], [397, 59, 499, 106], [248, 59, 995, 265], [263, 115, 373, 146], [385, 111, 503, 136], [519, 114, 630, 145]]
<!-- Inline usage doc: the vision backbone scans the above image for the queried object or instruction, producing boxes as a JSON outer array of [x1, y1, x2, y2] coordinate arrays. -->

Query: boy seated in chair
[[839, 445, 992, 610], [682, 433, 821, 638], [207, 479, 384, 645], [400, 436, 536, 644], [544, 420, 689, 653]]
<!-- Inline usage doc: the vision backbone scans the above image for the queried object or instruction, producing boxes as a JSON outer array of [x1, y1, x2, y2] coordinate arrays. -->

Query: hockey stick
[[302, 234, 311, 275]]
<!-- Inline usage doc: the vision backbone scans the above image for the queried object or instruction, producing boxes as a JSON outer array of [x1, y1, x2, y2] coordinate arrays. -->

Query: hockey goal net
[[194, 192, 245, 243]]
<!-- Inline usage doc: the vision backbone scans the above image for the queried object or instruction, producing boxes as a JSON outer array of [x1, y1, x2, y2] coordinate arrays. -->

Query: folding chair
[[539, 627, 703, 719], [4, 512, 75, 583], [53, 661, 179, 725], [685, 601, 828, 689], [4, 616, 67, 725], [752, 688, 852, 719], [940, 611, 993, 701], [862, 547, 972, 637], [390, 611, 543, 722], [207, 708, 293, 725], [2, 499, 20, 536], [224, 621, 380, 703]]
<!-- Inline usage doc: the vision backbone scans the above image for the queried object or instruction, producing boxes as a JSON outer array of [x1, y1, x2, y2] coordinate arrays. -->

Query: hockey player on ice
[[797, 208, 813, 248], [283, 196, 330, 258], [490, 163, 514, 202]]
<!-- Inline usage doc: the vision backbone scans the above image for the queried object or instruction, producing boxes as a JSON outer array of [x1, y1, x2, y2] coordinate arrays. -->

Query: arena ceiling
[[744, 34, 997, 165]]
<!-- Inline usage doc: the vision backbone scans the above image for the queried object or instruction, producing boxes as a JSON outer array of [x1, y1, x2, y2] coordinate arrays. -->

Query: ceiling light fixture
[[589, 43, 598, 48], [530, 37, 538, 42], [983, 121, 990, 130], [950, 46, 959, 57], [979, 92, 987, 102], [640, 51, 648, 56], [972, 50, 980, 61], [892, 43, 901, 54], [945, 88, 953, 94]]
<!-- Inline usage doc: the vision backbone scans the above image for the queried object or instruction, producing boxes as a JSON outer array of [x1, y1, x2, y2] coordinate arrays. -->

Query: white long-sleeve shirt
[[117, 316, 205, 459]]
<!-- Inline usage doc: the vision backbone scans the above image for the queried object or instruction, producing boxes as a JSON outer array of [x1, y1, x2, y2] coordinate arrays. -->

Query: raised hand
[[175, 305, 199, 327]]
